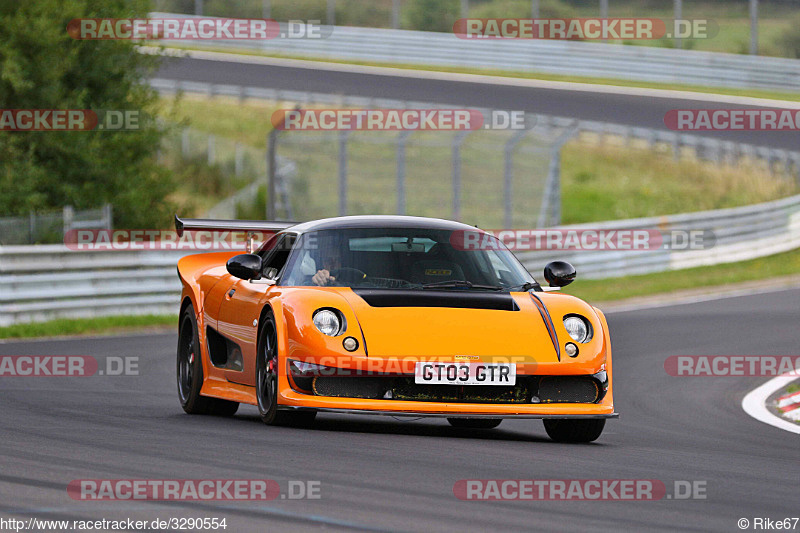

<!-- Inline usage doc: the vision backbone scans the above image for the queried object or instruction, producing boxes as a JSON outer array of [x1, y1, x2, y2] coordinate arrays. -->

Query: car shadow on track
[[230, 412, 607, 445]]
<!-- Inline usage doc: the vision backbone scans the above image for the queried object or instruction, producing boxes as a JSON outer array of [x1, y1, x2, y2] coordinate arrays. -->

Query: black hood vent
[[352, 289, 519, 311]]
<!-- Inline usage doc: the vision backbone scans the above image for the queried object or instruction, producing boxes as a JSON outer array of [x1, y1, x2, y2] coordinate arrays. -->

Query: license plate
[[414, 362, 516, 386]]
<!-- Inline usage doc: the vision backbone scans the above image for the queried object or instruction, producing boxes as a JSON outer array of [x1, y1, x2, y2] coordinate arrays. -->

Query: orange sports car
[[175, 215, 617, 442]]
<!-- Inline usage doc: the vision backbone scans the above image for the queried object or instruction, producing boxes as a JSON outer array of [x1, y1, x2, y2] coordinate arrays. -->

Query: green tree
[[0, 0, 175, 228]]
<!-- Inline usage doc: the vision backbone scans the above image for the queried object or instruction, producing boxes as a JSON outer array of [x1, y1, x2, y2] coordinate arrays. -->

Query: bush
[[778, 15, 800, 58], [403, 0, 460, 33]]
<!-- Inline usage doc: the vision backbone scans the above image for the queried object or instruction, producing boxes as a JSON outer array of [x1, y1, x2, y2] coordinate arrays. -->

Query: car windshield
[[280, 228, 535, 290]]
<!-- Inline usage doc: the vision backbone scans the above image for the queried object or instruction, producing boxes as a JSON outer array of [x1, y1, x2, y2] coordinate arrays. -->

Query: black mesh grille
[[537, 377, 599, 403]]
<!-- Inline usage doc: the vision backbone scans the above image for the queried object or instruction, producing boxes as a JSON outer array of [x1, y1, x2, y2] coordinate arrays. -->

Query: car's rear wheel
[[543, 418, 605, 442], [256, 309, 316, 427], [447, 418, 502, 429], [177, 306, 239, 417]]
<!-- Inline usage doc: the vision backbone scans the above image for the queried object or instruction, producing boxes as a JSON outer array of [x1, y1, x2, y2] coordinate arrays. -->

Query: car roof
[[285, 215, 482, 234]]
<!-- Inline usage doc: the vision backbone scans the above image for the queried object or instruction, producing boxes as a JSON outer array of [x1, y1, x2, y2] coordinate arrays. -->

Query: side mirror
[[543, 261, 576, 287], [227, 254, 263, 280]]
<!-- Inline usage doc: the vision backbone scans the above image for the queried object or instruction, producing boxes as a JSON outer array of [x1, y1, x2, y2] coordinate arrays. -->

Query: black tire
[[255, 309, 317, 427], [543, 418, 605, 443], [177, 306, 239, 417], [447, 418, 502, 429]]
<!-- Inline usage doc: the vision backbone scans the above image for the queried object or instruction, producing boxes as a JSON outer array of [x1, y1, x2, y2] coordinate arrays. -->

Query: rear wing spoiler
[[174, 215, 297, 253]]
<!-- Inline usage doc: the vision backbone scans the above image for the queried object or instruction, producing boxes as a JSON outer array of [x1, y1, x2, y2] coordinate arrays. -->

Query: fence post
[[103, 204, 113, 230], [327, 0, 336, 26], [62, 205, 74, 238], [338, 131, 349, 216], [29, 211, 35, 244], [503, 128, 533, 228], [208, 134, 215, 166], [235, 142, 244, 177], [391, 0, 401, 29], [750, 0, 759, 55], [537, 122, 578, 228], [396, 131, 413, 215], [194, 0, 203, 16], [262, 0, 271, 19], [600, 0, 609, 43], [267, 130, 278, 220], [461, 0, 469, 18], [674, 0, 682, 49], [531, 0, 539, 18], [182, 128, 190, 157], [452, 131, 471, 222]]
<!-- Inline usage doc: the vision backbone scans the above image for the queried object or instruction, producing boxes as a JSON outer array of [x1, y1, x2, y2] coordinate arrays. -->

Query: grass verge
[[0, 315, 177, 340], [164, 95, 798, 225]]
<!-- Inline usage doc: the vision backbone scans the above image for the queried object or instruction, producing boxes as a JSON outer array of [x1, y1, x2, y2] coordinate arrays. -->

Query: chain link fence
[[268, 116, 576, 228], [0, 205, 112, 245]]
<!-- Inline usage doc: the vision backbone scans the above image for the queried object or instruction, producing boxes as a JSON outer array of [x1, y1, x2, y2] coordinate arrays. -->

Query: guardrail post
[[267, 130, 278, 220], [674, 0, 682, 49], [338, 131, 349, 216], [194, 0, 203, 16], [262, 0, 271, 19], [461, 0, 469, 18], [396, 130, 412, 215], [531, 0, 539, 18], [207, 134, 215, 166]]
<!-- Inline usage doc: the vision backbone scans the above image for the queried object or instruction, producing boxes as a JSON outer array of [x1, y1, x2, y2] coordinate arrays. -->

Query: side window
[[262, 234, 295, 278]]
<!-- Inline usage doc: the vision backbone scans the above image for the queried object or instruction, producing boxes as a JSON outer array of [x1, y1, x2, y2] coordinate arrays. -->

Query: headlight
[[563, 316, 591, 343], [313, 309, 342, 336]]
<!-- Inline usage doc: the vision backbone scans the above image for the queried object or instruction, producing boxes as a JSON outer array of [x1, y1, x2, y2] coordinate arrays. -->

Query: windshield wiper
[[421, 280, 503, 291], [507, 281, 541, 292]]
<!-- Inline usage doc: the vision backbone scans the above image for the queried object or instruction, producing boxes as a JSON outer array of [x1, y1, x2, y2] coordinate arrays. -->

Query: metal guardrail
[[152, 14, 800, 92], [2, 192, 799, 325]]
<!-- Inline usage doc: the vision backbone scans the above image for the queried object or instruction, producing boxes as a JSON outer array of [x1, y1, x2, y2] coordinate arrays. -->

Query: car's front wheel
[[543, 418, 605, 442], [447, 418, 502, 429], [177, 306, 239, 417], [256, 309, 316, 427]]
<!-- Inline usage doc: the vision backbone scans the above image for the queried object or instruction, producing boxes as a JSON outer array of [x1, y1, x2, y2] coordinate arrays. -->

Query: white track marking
[[742, 370, 800, 435]]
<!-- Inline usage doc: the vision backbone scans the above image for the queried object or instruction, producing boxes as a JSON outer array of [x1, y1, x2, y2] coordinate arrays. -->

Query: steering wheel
[[330, 267, 368, 285]]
